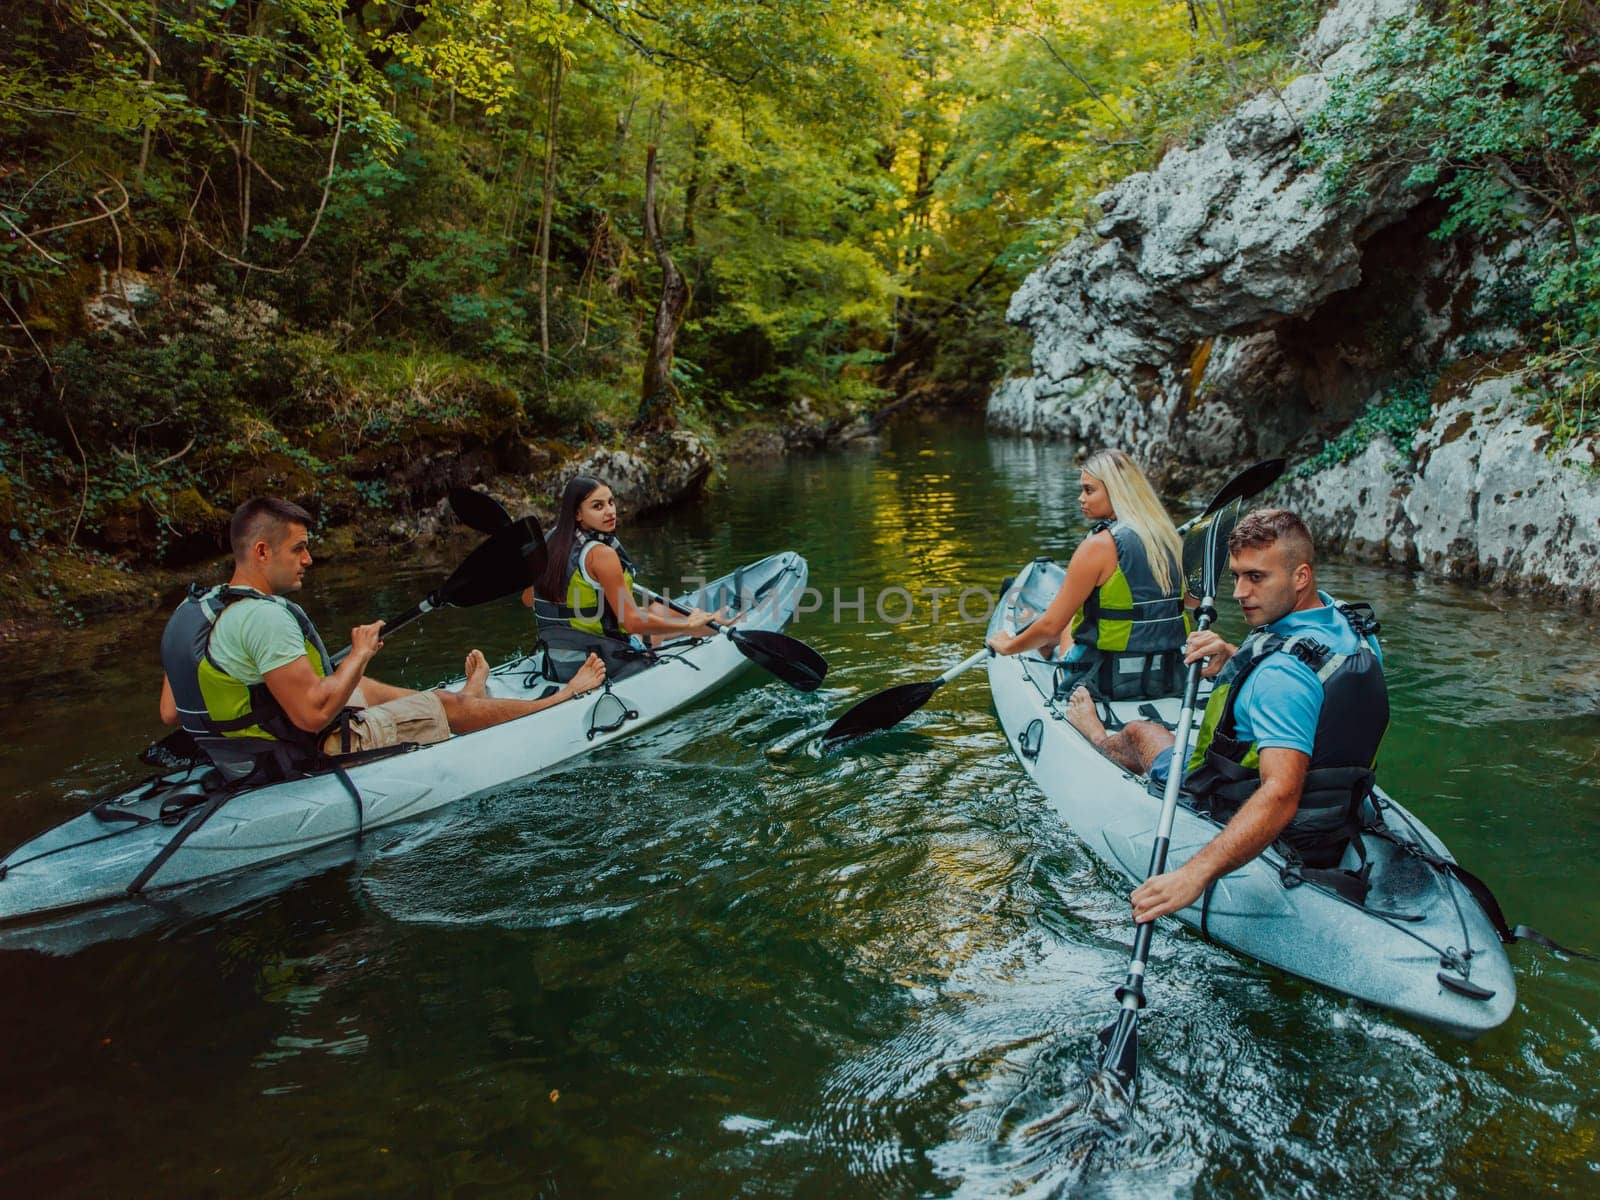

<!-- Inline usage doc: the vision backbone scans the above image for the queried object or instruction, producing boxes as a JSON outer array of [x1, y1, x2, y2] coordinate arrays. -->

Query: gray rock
[[1279, 376, 1600, 604], [986, 0, 1600, 603], [566, 430, 712, 516]]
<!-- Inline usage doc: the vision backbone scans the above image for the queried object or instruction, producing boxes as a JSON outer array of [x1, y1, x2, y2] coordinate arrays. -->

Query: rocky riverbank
[[986, 0, 1600, 606], [0, 425, 717, 635], [0, 395, 889, 638]]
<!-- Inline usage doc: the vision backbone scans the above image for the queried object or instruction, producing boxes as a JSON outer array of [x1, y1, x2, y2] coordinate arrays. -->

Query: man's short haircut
[[230, 497, 314, 562], [1228, 507, 1315, 570]]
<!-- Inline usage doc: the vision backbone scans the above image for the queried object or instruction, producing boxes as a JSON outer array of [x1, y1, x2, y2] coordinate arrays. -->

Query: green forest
[[2, 0, 1597, 618]]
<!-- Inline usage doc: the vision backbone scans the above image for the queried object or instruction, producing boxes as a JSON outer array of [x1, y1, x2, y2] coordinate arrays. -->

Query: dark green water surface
[[2, 414, 1598, 1197]]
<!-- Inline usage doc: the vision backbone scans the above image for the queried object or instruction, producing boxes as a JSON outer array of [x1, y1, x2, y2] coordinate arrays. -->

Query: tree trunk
[[136, 0, 158, 187], [635, 144, 689, 432], [1214, 0, 1235, 46], [536, 51, 565, 357], [682, 122, 705, 247]]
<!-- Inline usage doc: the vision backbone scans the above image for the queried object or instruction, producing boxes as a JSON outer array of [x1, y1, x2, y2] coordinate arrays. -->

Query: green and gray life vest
[[561, 531, 636, 637], [160, 585, 334, 780], [1064, 521, 1187, 699], [533, 532, 649, 683], [1184, 601, 1389, 869], [1070, 521, 1185, 653]]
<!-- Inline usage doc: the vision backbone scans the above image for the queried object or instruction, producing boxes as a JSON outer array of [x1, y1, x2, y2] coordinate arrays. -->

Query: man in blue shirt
[[1065, 508, 1388, 924]]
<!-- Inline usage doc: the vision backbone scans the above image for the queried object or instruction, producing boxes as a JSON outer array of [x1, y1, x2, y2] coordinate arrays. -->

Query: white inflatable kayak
[[988, 557, 1515, 1037], [0, 551, 810, 932]]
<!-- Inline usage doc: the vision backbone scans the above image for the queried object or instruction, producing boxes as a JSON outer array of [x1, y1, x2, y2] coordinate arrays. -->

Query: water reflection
[[1, 414, 1597, 1197]]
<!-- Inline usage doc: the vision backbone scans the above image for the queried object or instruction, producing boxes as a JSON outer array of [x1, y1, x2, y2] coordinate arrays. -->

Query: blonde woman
[[988, 448, 1188, 697]]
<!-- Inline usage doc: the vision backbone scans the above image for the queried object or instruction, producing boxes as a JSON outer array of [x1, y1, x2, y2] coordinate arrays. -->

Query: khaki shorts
[[323, 688, 451, 755]]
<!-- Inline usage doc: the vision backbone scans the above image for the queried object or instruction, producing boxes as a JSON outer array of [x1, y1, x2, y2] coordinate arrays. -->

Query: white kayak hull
[[0, 552, 810, 931], [988, 558, 1515, 1037]]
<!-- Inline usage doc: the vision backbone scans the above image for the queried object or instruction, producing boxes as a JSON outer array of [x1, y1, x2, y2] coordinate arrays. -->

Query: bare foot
[[564, 652, 606, 698], [462, 649, 490, 698], [1065, 686, 1109, 746]]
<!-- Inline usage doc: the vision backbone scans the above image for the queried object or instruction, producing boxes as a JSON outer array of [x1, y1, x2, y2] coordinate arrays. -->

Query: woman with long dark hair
[[524, 476, 718, 658]]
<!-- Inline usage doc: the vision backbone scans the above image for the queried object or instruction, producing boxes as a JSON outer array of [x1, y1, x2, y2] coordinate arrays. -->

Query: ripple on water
[[8, 418, 1600, 1199]]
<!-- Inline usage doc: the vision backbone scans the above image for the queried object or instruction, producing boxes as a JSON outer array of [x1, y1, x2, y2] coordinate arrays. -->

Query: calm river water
[[2, 414, 1597, 1197]]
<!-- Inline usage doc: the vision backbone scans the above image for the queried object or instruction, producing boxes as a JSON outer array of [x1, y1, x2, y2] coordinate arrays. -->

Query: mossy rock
[[22, 263, 98, 341], [166, 487, 229, 532], [725, 423, 788, 460], [225, 452, 325, 512], [94, 485, 227, 556]]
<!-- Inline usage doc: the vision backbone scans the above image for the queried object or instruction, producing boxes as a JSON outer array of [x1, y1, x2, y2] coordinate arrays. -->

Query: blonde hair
[[1082, 448, 1182, 594]]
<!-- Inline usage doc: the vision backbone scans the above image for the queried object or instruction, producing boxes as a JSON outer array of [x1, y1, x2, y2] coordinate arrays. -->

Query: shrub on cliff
[[1300, 0, 1600, 448]]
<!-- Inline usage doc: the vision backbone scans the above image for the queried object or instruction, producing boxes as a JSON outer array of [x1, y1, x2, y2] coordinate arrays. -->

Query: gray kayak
[[988, 557, 1515, 1037], [0, 551, 810, 943]]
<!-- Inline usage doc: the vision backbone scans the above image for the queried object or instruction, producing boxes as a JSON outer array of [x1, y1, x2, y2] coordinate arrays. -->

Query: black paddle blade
[[141, 727, 203, 769], [1182, 497, 1245, 599], [439, 515, 548, 607], [821, 678, 941, 747], [448, 486, 514, 534], [1095, 1010, 1140, 1099], [1205, 458, 1285, 517], [730, 628, 829, 692]]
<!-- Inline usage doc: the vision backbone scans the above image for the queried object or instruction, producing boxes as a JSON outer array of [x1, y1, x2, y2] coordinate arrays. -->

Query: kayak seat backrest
[[535, 618, 655, 684], [192, 733, 287, 784], [1055, 649, 1186, 704]]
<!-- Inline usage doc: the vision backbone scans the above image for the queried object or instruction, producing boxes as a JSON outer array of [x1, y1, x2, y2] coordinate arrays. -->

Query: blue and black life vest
[[1183, 601, 1389, 869]]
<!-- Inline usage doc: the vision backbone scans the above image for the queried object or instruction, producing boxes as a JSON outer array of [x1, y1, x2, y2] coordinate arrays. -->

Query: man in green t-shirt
[[159, 497, 604, 758]]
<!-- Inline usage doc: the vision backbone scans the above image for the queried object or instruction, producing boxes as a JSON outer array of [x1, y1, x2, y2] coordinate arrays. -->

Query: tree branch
[[89, 0, 161, 66], [282, 87, 345, 264], [568, 0, 759, 85], [0, 209, 64, 266], [21, 171, 130, 238], [1027, 30, 1132, 131]]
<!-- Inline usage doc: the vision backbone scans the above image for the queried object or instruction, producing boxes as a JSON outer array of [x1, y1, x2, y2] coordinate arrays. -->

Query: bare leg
[[1065, 686, 1174, 775], [462, 649, 490, 698], [432, 653, 606, 734], [355, 676, 416, 706], [434, 691, 552, 734]]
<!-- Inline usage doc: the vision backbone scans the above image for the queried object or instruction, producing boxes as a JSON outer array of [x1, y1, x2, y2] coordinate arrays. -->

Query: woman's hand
[[986, 632, 1014, 656], [680, 607, 718, 638]]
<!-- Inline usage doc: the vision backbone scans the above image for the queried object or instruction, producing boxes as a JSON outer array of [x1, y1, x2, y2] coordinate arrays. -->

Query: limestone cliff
[[988, 0, 1600, 604]]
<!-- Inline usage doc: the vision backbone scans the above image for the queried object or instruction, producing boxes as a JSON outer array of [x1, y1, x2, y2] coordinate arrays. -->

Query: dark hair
[[229, 497, 314, 562], [536, 475, 607, 602], [1228, 507, 1315, 570]]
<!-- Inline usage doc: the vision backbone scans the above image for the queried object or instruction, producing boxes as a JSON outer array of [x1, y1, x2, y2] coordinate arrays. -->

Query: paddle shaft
[[636, 584, 740, 636], [324, 516, 547, 665], [938, 648, 989, 686], [330, 596, 436, 666], [1111, 596, 1216, 1017]]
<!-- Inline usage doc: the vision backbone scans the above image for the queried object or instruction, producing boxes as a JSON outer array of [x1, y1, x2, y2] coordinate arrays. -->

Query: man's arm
[[159, 674, 179, 726], [1127, 747, 1309, 923], [262, 621, 385, 733]]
